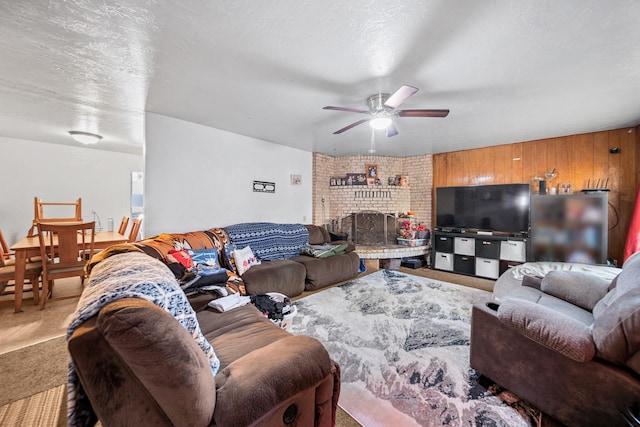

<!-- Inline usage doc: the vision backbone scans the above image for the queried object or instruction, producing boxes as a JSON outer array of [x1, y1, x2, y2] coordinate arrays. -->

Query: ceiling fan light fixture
[[69, 130, 102, 145], [369, 116, 392, 130]]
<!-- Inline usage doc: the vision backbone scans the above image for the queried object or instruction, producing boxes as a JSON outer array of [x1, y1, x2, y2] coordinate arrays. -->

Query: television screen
[[436, 184, 531, 234]]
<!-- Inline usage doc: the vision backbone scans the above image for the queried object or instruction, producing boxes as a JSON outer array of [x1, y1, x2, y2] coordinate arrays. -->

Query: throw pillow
[[167, 249, 194, 270], [222, 243, 238, 274], [189, 248, 220, 268], [233, 246, 261, 275]]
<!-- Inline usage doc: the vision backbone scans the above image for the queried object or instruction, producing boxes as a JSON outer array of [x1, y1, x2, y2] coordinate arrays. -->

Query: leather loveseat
[[470, 254, 640, 426], [67, 249, 341, 427]]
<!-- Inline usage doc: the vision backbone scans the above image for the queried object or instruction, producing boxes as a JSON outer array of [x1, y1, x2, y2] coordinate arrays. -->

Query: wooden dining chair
[[0, 243, 42, 306], [118, 216, 129, 235], [37, 221, 95, 310], [128, 217, 142, 242], [0, 229, 14, 266], [28, 197, 82, 237]]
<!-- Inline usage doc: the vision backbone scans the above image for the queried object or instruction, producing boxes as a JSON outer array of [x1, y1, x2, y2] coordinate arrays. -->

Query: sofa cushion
[[96, 298, 216, 427], [292, 251, 360, 291], [540, 270, 610, 311], [497, 298, 595, 362], [522, 274, 543, 290], [240, 259, 306, 297], [306, 224, 329, 245]]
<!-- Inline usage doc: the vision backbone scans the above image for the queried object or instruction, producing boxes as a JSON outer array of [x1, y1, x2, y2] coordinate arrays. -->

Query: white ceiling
[[1, 1, 639, 156]]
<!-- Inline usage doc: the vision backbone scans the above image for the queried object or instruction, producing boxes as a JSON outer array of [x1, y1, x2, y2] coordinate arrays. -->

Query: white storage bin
[[475, 257, 499, 279], [435, 252, 454, 271], [500, 240, 527, 262], [454, 237, 475, 256]]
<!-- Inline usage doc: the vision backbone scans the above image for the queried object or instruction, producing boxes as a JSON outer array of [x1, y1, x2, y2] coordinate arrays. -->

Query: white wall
[[0, 136, 143, 245], [145, 113, 312, 237]]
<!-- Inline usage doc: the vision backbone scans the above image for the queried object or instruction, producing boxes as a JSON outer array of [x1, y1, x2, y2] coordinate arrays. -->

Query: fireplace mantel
[[328, 186, 411, 222]]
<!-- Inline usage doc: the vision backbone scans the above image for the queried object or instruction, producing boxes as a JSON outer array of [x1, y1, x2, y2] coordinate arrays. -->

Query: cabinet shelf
[[432, 231, 529, 279]]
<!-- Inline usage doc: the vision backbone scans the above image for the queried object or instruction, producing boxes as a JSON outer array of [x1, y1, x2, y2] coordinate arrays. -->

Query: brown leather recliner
[[68, 298, 340, 426]]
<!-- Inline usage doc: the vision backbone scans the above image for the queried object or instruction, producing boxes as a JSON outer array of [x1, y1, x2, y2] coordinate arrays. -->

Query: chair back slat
[[118, 216, 129, 235], [128, 218, 142, 242]]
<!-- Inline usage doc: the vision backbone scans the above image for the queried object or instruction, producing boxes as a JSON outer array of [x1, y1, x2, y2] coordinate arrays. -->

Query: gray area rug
[[290, 269, 541, 427]]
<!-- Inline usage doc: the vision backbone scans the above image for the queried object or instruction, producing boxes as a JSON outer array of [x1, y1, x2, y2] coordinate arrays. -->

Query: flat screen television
[[435, 183, 531, 234]]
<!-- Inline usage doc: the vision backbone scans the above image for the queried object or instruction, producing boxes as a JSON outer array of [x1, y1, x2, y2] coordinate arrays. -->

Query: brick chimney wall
[[312, 153, 433, 230]]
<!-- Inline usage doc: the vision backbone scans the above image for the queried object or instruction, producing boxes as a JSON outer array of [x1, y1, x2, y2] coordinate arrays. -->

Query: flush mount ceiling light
[[69, 131, 102, 145], [369, 115, 393, 130]]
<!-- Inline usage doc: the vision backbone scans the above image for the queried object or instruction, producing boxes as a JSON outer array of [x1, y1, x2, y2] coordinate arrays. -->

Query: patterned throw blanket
[[226, 222, 309, 261], [66, 251, 220, 427]]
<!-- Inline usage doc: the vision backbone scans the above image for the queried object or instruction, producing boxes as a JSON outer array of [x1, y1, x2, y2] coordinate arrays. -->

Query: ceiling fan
[[323, 85, 449, 137]]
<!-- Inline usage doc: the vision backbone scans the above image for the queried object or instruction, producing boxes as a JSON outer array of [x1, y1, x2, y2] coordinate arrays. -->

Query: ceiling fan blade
[[333, 119, 369, 134], [384, 85, 419, 109], [386, 123, 398, 137], [397, 109, 450, 118], [323, 106, 369, 114]]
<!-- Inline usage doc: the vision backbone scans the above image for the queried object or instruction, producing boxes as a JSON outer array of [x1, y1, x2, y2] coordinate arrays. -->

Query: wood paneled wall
[[433, 127, 639, 265]]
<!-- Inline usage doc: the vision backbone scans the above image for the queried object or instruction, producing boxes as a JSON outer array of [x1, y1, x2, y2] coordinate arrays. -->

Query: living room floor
[[1, 267, 494, 355]]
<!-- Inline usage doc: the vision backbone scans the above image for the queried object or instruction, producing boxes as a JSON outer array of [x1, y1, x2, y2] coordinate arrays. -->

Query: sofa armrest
[[213, 335, 335, 426], [497, 299, 596, 362]]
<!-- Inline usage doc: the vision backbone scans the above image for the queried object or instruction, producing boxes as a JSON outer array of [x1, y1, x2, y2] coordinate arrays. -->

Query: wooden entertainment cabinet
[[432, 231, 530, 279]]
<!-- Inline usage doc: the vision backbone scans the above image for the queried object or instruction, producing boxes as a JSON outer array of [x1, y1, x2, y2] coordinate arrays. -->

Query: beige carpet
[[0, 385, 66, 427]]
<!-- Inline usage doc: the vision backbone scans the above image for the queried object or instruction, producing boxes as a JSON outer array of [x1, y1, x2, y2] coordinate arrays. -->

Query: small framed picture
[[366, 164, 378, 179], [559, 183, 573, 194], [290, 174, 302, 185], [330, 177, 344, 186], [347, 173, 367, 185]]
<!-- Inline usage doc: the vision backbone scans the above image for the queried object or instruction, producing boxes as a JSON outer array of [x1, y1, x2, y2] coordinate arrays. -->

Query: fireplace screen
[[345, 211, 397, 246]]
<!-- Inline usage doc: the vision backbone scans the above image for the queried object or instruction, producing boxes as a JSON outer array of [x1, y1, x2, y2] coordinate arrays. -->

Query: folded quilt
[[66, 252, 220, 427], [301, 243, 349, 259]]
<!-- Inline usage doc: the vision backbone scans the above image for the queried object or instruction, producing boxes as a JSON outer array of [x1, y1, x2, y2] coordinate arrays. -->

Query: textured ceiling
[[1, 1, 639, 156]]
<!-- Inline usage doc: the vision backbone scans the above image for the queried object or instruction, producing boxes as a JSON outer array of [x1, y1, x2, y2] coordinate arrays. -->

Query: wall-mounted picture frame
[[290, 174, 302, 185], [253, 180, 276, 193], [346, 173, 367, 185], [366, 164, 378, 179], [559, 183, 573, 194], [330, 177, 346, 186]]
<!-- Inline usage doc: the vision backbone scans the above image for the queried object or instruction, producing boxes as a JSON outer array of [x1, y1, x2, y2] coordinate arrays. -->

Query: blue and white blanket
[[226, 222, 309, 261], [66, 252, 219, 427]]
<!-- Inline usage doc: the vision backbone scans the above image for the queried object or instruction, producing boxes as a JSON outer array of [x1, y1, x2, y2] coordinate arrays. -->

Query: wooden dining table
[[10, 231, 128, 313]]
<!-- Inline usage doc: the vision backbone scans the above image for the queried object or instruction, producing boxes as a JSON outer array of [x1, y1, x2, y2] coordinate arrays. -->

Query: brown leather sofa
[[133, 224, 360, 298], [68, 250, 341, 426], [470, 253, 640, 426]]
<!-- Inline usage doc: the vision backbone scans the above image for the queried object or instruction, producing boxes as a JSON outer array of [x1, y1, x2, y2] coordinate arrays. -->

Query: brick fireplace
[[312, 153, 434, 238]]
